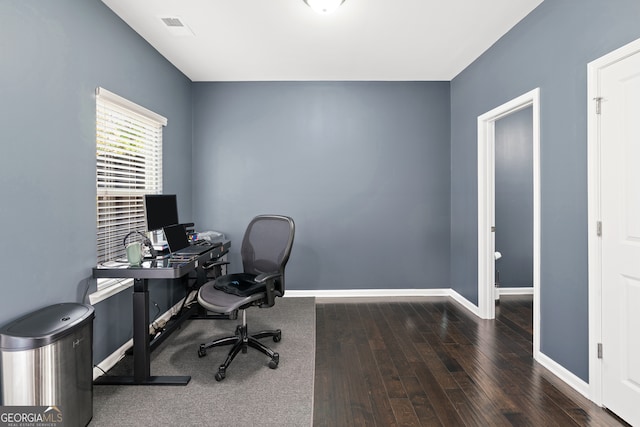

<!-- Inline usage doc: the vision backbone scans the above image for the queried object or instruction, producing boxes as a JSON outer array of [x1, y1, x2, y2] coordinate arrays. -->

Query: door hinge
[[491, 226, 496, 233], [597, 221, 602, 237], [597, 343, 603, 359], [594, 97, 603, 115]]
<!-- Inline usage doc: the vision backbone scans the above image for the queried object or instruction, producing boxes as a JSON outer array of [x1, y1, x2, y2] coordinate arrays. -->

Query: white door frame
[[587, 36, 640, 406], [477, 88, 541, 356]]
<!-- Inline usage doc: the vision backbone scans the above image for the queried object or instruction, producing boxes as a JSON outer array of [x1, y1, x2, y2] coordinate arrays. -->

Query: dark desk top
[[93, 240, 230, 280]]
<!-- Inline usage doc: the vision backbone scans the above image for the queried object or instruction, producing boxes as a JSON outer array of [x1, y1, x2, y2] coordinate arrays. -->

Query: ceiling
[[101, 0, 544, 82]]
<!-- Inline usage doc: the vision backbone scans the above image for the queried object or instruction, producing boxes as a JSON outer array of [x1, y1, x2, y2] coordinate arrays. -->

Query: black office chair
[[196, 214, 295, 381]]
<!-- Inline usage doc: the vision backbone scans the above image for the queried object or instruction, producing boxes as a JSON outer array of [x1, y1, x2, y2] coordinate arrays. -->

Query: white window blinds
[[96, 87, 167, 264]]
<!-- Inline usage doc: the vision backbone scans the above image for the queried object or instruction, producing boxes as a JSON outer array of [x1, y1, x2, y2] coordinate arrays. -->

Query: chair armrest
[[255, 272, 282, 307], [203, 260, 229, 270], [254, 272, 281, 283]]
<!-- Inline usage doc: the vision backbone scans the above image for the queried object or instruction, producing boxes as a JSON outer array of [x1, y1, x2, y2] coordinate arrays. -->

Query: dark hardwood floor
[[313, 295, 626, 426]]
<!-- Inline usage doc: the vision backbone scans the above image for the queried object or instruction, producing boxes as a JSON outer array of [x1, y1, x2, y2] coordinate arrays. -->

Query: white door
[[600, 49, 640, 426]]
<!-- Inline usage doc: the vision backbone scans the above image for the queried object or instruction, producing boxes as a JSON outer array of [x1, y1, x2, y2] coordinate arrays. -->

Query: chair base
[[198, 311, 281, 381]]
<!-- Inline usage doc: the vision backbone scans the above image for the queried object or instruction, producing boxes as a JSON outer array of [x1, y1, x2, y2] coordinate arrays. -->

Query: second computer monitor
[[144, 194, 179, 232]]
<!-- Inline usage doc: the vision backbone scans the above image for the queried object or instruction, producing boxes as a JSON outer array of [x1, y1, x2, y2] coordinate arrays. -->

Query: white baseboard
[[93, 337, 133, 380], [287, 287, 526, 301], [449, 289, 481, 316], [287, 289, 480, 317], [535, 351, 590, 399], [499, 287, 534, 295], [93, 294, 195, 380], [285, 288, 451, 298], [287, 288, 480, 317]]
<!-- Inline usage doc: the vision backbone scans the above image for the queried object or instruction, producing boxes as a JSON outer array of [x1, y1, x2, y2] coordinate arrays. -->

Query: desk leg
[[132, 278, 151, 383], [94, 278, 190, 386]]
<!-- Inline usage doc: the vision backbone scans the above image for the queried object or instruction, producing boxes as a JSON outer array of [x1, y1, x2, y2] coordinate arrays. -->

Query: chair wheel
[[273, 330, 282, 342], [198, 346, 207, 358], [215, 367, 226, 381], [269, 353, 279, 369]]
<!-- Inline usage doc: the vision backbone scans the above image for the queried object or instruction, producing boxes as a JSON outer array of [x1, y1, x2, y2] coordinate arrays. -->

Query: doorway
[[495, 106, 534, 297], [477, 88, 541, 359]]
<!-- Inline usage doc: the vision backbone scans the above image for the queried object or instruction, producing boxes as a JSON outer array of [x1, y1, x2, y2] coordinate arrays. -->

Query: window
[[95, 87, 167, 294]]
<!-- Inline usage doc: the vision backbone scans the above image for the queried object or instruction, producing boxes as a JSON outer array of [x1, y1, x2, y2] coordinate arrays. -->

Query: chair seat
[[197, 282, 264, 314]]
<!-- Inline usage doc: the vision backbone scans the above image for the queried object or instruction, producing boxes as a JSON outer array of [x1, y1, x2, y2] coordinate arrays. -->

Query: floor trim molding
[[499, 287, 534, 295], [286, 288, 452, 298], [93, 295, 192, 380], [286, 287, 532, 299], [536, 351, 590, 399]]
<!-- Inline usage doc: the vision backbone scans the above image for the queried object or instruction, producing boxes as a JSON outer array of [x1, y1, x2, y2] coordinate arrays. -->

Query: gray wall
[[495, 107, 533, 288], [191, 82, 451, 292], [450, 0, 640, 381], [0, 1, 193, 364], [4, 0, 638, 391]]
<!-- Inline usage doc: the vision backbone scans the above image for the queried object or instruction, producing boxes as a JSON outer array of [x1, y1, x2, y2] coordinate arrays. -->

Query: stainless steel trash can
[[0, 303, 94, 427]]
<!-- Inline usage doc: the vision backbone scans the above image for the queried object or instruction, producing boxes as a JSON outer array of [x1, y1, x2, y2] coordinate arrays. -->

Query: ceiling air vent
[[161, 17, 184, 27], [159, 16, 194, 36]]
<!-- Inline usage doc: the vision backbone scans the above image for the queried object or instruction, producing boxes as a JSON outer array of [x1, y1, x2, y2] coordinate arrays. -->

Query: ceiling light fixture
[[304, 0, 345, 15]]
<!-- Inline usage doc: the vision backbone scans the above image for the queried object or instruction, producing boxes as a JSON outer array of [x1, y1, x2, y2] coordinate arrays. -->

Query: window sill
[[89, 278, 133, 305]]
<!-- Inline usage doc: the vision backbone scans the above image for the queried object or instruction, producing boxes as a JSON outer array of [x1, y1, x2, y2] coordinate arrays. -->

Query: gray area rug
[[91, 297, 315, 426]]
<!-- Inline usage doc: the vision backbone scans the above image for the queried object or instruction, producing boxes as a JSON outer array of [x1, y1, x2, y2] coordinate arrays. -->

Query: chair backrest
[[241, 215, 295, 295]]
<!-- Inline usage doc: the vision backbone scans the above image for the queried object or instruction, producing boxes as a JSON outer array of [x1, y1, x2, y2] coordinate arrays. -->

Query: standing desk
[[92, 241, 230, 386]]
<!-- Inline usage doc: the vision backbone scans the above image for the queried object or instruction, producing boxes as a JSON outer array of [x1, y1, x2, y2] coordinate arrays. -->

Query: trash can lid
[[0, 303, 94, 351]]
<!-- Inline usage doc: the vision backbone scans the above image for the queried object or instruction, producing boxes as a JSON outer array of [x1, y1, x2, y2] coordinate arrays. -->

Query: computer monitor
[[144, 194, 179, 232]]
